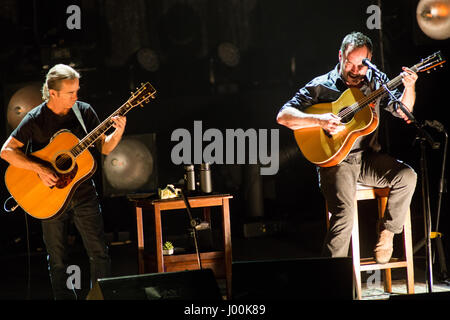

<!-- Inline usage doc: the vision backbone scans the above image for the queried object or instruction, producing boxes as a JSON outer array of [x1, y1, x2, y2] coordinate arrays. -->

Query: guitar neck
[[70, 102, 135, 157], [339, 64, 419, 118]]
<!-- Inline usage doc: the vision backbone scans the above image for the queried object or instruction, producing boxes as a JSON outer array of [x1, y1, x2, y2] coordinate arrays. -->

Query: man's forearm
[[276, 107, 322, 130], [400, 87, 416, 112], [102, 131, 123, 155], [1, 147, 41, 172]]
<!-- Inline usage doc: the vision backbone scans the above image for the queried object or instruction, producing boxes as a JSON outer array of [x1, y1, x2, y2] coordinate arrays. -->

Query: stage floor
[[362, 279, 450, 300], [0, 227, 449, 301]]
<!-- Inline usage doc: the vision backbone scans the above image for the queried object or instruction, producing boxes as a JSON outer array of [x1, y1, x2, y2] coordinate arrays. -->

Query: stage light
[[217, 42, 240, 67], [417, 0, 450, 40], [102, 134, 158, 197], [103, 138, 154, 191], [7, 84, 43, 130]]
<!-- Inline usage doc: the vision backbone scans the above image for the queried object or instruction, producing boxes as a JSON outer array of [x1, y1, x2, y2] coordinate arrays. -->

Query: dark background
[[0, 0, 449, 298]]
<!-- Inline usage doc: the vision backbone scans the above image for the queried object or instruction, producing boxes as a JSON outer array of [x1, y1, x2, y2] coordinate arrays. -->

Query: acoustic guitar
[[4, 82, 156, 220], [293, 51, 445, 167]]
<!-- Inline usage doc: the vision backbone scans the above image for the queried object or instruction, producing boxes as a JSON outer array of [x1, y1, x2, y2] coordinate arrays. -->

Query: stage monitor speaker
[[232, 257, 353, 300], [102, 133, 158, 197], [87, 269, 222, 300]]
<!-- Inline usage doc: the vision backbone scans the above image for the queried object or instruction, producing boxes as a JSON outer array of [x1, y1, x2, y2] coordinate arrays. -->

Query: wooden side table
[[131, 194, 233, 299]]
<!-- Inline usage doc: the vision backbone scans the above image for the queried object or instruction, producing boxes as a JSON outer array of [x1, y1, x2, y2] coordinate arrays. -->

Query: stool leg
[[383, 269, 392, 293], [378, 196, 392, 293], [404, 208, 415, 294]]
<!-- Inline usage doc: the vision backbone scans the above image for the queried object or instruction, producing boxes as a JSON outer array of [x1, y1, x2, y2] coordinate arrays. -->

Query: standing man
[[276, 32, 418, 263], [1, 64, 127, 299]]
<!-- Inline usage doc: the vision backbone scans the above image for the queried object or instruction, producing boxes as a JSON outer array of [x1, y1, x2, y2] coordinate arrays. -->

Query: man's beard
[[345, 72, 364, 85]]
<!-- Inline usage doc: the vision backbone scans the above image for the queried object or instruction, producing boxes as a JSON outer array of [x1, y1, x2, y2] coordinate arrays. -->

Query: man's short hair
[[340, 32, 373, 54], [41, 64, 80, 101]]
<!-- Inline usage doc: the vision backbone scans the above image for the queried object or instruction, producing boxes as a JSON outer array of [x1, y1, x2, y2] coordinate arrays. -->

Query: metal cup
[[184, 165, 196, 191], [199, 163, 212, 193]]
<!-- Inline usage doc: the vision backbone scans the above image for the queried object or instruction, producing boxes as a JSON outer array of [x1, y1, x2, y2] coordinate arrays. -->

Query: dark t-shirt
[[280, 64, 403, 154], [11, 101, 101, 153], [11, 101, 103, 194]]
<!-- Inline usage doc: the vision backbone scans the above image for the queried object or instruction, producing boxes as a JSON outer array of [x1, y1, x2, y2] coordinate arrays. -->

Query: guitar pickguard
[[55, 163, 78, 189]]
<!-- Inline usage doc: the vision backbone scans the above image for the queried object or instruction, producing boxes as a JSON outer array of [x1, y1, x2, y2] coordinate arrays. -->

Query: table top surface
[[130, 193, 233, 206]]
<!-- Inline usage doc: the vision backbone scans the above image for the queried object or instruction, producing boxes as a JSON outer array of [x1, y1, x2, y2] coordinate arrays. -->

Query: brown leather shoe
[[374, 229, 394, 264]]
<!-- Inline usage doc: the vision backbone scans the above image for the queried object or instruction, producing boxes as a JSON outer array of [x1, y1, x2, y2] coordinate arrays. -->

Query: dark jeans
[[41, 181, 111, 300], [318, 151, 417, 257]]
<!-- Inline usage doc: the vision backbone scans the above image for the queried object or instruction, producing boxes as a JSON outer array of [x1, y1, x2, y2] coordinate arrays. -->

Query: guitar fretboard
[[338, 65, 419, 119], [70, 102, 135, 157], [68, 82, 156, 158]]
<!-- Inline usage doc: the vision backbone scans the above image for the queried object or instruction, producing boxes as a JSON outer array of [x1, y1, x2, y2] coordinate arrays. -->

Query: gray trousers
[[318, 151, 417, 257]]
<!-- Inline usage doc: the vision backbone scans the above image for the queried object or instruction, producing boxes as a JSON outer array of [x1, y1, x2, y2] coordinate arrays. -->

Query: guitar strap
[[72, 103, 88, 135]]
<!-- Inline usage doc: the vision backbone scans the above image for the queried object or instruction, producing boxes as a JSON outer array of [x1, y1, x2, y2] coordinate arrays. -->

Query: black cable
[[24, 212, 31, 300], [4, 200, 33, 299], [3, 196, 19, 213], [17, 140, 33, 299]]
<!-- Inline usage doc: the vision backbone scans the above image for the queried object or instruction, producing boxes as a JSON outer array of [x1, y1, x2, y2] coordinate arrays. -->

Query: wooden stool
[[326, 184, 415, 300]]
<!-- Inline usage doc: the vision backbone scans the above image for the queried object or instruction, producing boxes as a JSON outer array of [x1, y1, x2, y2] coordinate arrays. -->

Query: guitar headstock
[[415, 51, 446, 73], [128, 82, 157, 107]]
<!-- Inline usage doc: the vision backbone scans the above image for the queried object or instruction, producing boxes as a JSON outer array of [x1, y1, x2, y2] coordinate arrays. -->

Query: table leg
[[136, 207, 145, 274], [154, 205, 164, 272], [203, 207, 211, 224], [221, 198, 232, 299]]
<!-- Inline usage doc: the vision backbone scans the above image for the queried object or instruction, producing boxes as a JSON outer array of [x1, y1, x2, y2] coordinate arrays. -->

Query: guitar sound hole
[[322, 129, 332, 138], [341, 115, 353, 124], [55, 153, 73, 172], [339, 107, 354, 124]]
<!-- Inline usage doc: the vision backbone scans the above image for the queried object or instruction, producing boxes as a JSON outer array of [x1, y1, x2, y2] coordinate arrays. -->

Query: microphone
[[395, 102, 416, 123], [362, 58, 382, 74]]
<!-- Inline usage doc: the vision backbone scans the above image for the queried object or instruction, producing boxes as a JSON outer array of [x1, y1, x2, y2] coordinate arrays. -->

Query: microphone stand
[[393, 104, 436, 293], [421, 121, 449, 284], [435, 127, 449, 284], [178, 187, 203, 270], [415, 126, 435, 293], [410, 120, 450, 289], [373, 71, 437, 293]]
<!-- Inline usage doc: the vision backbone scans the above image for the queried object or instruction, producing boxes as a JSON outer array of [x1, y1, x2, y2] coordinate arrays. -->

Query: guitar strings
[[337, 61, 424, 120], [337, 73, 405, 120], [52, 103, 133, 171], [70, 102, 133, 157], [70, 84, 156, 158]]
